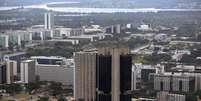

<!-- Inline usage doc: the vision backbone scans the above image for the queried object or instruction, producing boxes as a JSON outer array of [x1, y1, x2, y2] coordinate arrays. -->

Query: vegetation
[[25, 82, 40, 93], [0, 84, 22, 95], [48, 82, 63, 96], [38, 96, 49, 101], [27, 47, 74, 58], [180, 47, 201, 65], [127, 37, 149, 49]]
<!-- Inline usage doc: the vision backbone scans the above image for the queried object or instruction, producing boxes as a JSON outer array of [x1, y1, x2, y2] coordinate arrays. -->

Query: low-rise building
[[153, 73, 201, 92], [31, 56, 74, 85], [157, 92, 185, 101]]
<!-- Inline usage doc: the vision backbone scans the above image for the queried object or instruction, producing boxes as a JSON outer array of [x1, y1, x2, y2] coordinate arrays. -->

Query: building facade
[[20, 60, 36, 83], [44, 12, 54, 30], [0, 35, 9, 48], [74, 52, 97, 101], [31, 56, 74, 85], [6, 60, 18, 84], [74, 47, 132, 101], [153, 74, 196, 92], [157, 92, 185, 101], [0, 63, 7, 84]]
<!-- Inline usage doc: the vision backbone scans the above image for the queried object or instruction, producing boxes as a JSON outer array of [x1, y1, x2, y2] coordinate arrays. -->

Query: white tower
[[44, 12, 54, 30]]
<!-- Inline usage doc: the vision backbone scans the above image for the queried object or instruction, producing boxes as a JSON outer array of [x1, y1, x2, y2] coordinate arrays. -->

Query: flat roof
[[22, 60, 34, 63], [31, 56, 65, 60]]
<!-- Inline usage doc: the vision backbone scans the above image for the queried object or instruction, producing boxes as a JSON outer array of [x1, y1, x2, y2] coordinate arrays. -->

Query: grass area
[[1, 97, 13, 101], [14, 93, 30, 99], [132, 55, 144, 63]]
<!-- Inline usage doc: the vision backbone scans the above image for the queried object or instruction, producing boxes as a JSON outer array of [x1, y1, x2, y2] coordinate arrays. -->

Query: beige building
[[74, 51, 97, 101], [20, 60, 36, 83], [6, 60, 18, 84]]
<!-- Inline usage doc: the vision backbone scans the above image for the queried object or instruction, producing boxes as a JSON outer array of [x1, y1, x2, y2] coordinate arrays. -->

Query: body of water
[[1, 2, 201, 13]]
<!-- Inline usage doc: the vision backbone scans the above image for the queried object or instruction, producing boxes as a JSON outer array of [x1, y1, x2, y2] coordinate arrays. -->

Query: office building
[[31, 56, 74, 85], [74, 47, 132, 101], [6, 60, 18, 84], [105, 25, 122, 34], [74, 52, 97, 101], [97, 47, 132, 101], [30, 29, 53, 40], [8, 33, 21, 46], [153, 73, 196, 92], [0, 35, 9, 48], [20, 60, 36, 83], [131, 64, 164, 90], [0, 63, 7, 84], [44, 12, 54, 30], [132, 66, 137, 91], [157, 92, 185, 101]]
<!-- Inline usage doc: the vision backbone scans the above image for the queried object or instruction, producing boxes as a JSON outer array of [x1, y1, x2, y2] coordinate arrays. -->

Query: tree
[[5, 83, 22, 95], [25, 82, 40, 93], [58, 95, 66, 101], [186, 93, 197, 101], [49, 82, 63, 96], [180, 54, 196, 64]]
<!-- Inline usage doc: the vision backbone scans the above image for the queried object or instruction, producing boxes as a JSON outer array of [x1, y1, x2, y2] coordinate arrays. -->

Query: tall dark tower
[[97, 47, 132, 101], [74, 47, 132, 101]]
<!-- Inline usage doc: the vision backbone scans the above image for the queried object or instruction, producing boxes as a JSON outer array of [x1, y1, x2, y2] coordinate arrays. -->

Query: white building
[[6, 60, 18, 84], [1, 30, 32, 48], [83, 25, 103, 33], [132, 65, 137, 90], [30, 29, 53, 40], [68, 33, 113, 42], [138, 24, 152, 31], [157, 92, 185, 101], [44, 12, 54, 30], [48, 39, 79, 45], [132, 64, 164, 90], [153, 73, 201, 92], [56, 28, 84, 37], [0, 35, 9, 48], [20, 60, 36, 83], [31, 56, 74, 85]]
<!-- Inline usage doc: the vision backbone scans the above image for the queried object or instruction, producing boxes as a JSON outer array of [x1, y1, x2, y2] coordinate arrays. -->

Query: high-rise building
[[0, 63, 7, 84], [0, 35, 9, 48], [20, 60, 36, 83], [74, 51, 97, 101], [74, 47, 132, 101], [44, 12, 54, 30], [6, 60, 18, 84], [97, 47, 132, 101], [132, 65, 137, 91]]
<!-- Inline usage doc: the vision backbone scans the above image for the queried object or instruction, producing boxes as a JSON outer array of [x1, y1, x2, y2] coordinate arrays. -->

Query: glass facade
[[96, 55, 112, 101], [96, 54, 132, 101]]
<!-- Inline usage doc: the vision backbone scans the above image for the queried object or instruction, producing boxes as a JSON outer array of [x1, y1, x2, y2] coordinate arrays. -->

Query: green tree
[[25, 82, 40, 93], [49, 82, 63, 96]]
